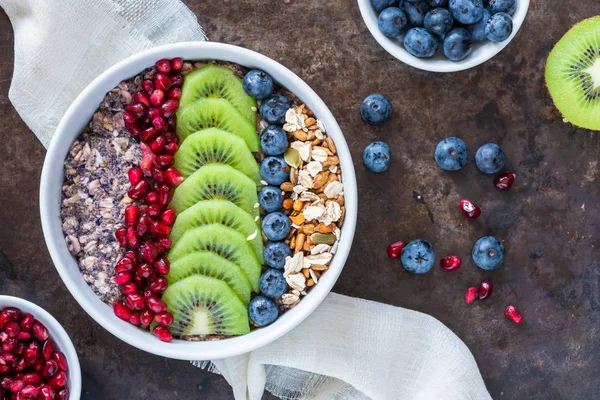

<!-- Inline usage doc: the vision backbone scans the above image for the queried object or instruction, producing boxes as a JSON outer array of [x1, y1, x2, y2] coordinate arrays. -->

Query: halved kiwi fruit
[[168, 223, 261, 291], [161, 274, 250, 337], [166, 251, 252, 304], [179, 64, 257, 125], [546, 16, 600, 131], [169, 164, 259, 218], [169, 199, 263, 264], [173, 128, 261, 183], [176, 98, 260, 151]]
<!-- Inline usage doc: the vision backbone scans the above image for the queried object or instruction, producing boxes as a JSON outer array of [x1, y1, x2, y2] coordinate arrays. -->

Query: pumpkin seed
[[284, 148, 301, 168], [310, 233, 336, 245]]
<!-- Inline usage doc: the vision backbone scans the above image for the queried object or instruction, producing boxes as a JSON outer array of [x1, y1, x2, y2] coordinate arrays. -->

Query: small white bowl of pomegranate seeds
[[0, 296, 81, 399]]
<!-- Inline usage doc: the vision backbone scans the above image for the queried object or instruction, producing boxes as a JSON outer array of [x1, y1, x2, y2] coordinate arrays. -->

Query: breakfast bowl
[[0, 296, 81, 398], [40, 42, 357, 360], [357, 0, 530, 73]]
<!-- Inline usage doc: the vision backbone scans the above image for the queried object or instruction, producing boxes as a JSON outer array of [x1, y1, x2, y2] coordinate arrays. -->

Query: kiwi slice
[[168, 223, 261, 291], [170, 164, 259, 218], [162, 274, 250, 337], [176, 98, 260, 152], [179, 64, 257, 125], [546, 16, 600, 130], [170, 199, 264, 264], [166, 252, 252, 304], [173, 128, 261, 183]]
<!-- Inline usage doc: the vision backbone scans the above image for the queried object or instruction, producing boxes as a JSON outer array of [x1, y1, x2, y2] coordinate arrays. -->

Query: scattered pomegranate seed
[[140, 310, 154, 326], [125, 293, 146, 311], [152, 116, 168, 133], [160, 100, 179, 118], [113, 302, 131, 321], [122, 112, 136, 125], [160, 209, 176, 226], [140, 143, 157, 174], [459, 199, 481, 219], [48, 371, 67, 389], [440, 256, 462, 271], [168, 87, 182, 100], [155, 59, 172, 74], [41, 359, 58, 379], [124, 205, 139, 228], [153, 326, 173, 342], [141, 126, 160, 143], [39, 385, 55, 400], [151, 135, 167, 154], [165, 168, 183, 187], [155, 154, 174, 168], [17, 332, 31, 340], [146, 203, 164, 219], [135, 263, 154, 280], [126, 227, 139, 249], [115, 257, 135, 273], [128, 179, 149, 200], [144, 191, 159, 205], [128, 167, 143, 186], [32, 322, 48, 342], [129, 313, 141, 326], [5, 322, 19, 338], [9, 379, 25, 393], [24, 343, 39, 366], [115, 227, 128, 247], [140, 242, 159, 264], [170, 75, 183, 88], [154, 258, 170, 275], [464, 287, 478, 304], [56, 388, 69, 400], [149, 277, 168, 293], [114, 271, 132, 285], [159, 238, 172, 249], [387, 241, 405, 259], [505, 305, 523, 324], [143, 80, 154, 94], [495, 172, 516, 191], [150, 89, 166, 106], [125, 103, 147, 119], [120, 282, 138, 295], [42, 341, 55, 361], [154, 73, 172, 92], [134, 91, 151, 107], [18, 314, 34, 333], [154, 312, 174, 327], [164, 132, 178, 144], [164, 141, 179, 155], [152, 168, 167, 184], [170, 58, 183, 72], [22, 371, 41, 386], [150, 221, 170, 237], [478, 280, 493, 300]]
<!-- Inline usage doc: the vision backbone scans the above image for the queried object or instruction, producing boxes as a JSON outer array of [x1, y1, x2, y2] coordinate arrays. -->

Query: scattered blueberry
[[360, 94, 392, 125], [371, 0, 396, 12], [489, 0, 516, 15], [448, 0, 484, 25], [259, 186, 284, 213], [443, 28, 473, 61], [401, 239, 436, 274], [264, 241, 292, 270], [475, 143, 505, 174], [468, 8, 491, 41], [399, 1, 431, 27], [428, 0, 448, 6], [378, 7, 409, 38], [485, 12, 513, 42], [259, 269, 288, 299], [472, 236, 505, 270], [260, 156, 289, 185], [404, 28, 440, 58], [363, 141, 391, 173], [434, 137, 468, 171], [262, 212, 291, 241], [424, 8, 454, 37], [260, 125, 288, 156], [248, 296, 279, 326], [260, 94, 290, 125], [242, 70, 274, 100]]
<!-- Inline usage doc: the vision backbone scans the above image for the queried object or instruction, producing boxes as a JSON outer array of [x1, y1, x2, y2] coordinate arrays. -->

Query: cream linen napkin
[[1, 1, 491, 399]]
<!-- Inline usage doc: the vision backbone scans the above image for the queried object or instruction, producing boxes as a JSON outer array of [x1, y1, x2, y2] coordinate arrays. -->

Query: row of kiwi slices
[[158, 64, 264, 338]]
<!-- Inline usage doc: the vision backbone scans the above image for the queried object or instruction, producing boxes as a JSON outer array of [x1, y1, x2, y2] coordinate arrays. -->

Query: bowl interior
[[357, 0, 530, 72], [0, 296, 81, 398], [40, 42, 357, 360]]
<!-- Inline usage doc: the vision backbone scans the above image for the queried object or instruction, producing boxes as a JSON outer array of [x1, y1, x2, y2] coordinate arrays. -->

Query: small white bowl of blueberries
[[357, 0, 530, 72]]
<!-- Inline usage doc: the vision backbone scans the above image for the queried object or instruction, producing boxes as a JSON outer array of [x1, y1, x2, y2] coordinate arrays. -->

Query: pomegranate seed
[[22, 372, 40, 386], [153, 326, 173, 342], [505, 304, 523, 324], [48, 371, 67, 389], [56, 388, 69, 400], [24, 343, 39, 366], [495, 172, 516, 191], [113, 302, 131, 321], [129, 313, 141, 326], [141, 126, 160, 143], [170, 58, 183, 72], [165, 168, 183, 187], [155, 59, 172, 74], [0, 377, 13, 390], [126, 227, 139, 249], [0, 312, 11, 328], [146, 296, 167, 314], [125, 103, 147, 119], [128, 167, 143, 186], [39, 385, 55, 400], [160, 209, 176, 226], [17, 332, 30, 340], [150, 89, 165, 106], [2, 337, 16, 352], [140, 310, 154, 326], [0, 364, 10, 374], [478, 280, 493, 300], [151, 135, 167, 154], [145, 191, 159, 205], [150, 221, 170, 237], [115, 257, 135, 273], [149, 277, 168, 293], [125, 293, 146, 311], [152, 116, 167, 133], [168, 87, 182, 100], [4, 307, 22, 321], [464, 287, 478, 305], [32, 321, 48, 341], [170, 75, 183, 88], [125, 123, 142, 139], [128, 179, 149, 200], [154, 73, 171, 91], [387, 241, 405, 259], [140, 143, 157, 174], [164, 132, 179, 144], [163, 141, 179, 155], [154, 258, 170, 275], [134, 91, 151, 107], [5, 322, 20, 338], [16, 358, 27, 371], [152, 168, 166, 184], [42, 341, 55, 361], [155, 154, 174, 168], [135, 263, 154, 280], [140, 242, 159, 263], [120, 282, 138, 295], [440, 256, 462, 271], [146, 203, 164, 219], [160, 100, 178, 118], [159, 238, 172, 249], [114, 272, 132, 285], [147, 107, 160, 120], [18, 314, 33, 333], [1, 353, 15, 364], [134, 215, 149, 237], [459, 199, 481, 219], [154, 312, 174, 327], [9, 379, 25, 393], [133, 276, 145, 287], [123, 112, 136, 125], [124, 205, 139, 228], [143, 79, 154, 94], [115, 227, 128, 247]]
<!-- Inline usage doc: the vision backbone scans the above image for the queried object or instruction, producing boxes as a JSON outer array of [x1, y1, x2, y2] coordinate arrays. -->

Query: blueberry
[[363, 141, 391, 173], [428, 0, 448, 6], [434, 137, 468, 171], [262, 212, 291, 241], [260, 125, 288, 156], [260, 156, 289, 185], [242, 70, 274, 100], [259, 186, 284, 213], [260, 94, 290, 125], [443, 28, 473, 61], [475, 143, 505, 174], [399, 1, 430, 27], [467, 8, 491, 41], [472, 236, 505, 270], [449, 0, 484, 25], [378, 7, 409, 38], [248, 296, 279, 326], [371, 0, 396, 12], [485, 12, 513, 42], [260, 269, 288, 299], [403, 28, 440, 58], [360, 94, 392, 125], [424, 8, 454, 37], [489, 0, 515, 15], [264, 241, 292, 270], [401, 239, 436, 274]]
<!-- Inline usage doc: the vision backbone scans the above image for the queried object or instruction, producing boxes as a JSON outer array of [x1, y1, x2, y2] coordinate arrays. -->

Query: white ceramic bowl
[[357, 0, 529, 72], [0, 296, 81, 398], [40, 42, 357, 360]]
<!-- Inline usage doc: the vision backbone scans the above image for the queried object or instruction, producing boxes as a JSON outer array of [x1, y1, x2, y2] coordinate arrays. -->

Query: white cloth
[[1, 1, 491, 399]]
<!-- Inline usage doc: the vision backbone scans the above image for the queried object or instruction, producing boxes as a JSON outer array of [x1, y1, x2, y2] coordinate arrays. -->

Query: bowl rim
[[0, 295, 82, 398], [39, 42, 357, 360], [356, 0, 530, 73]]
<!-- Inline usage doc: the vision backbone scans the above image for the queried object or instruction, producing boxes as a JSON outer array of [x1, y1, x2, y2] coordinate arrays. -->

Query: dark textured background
[[1, 1, 600, 399]]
